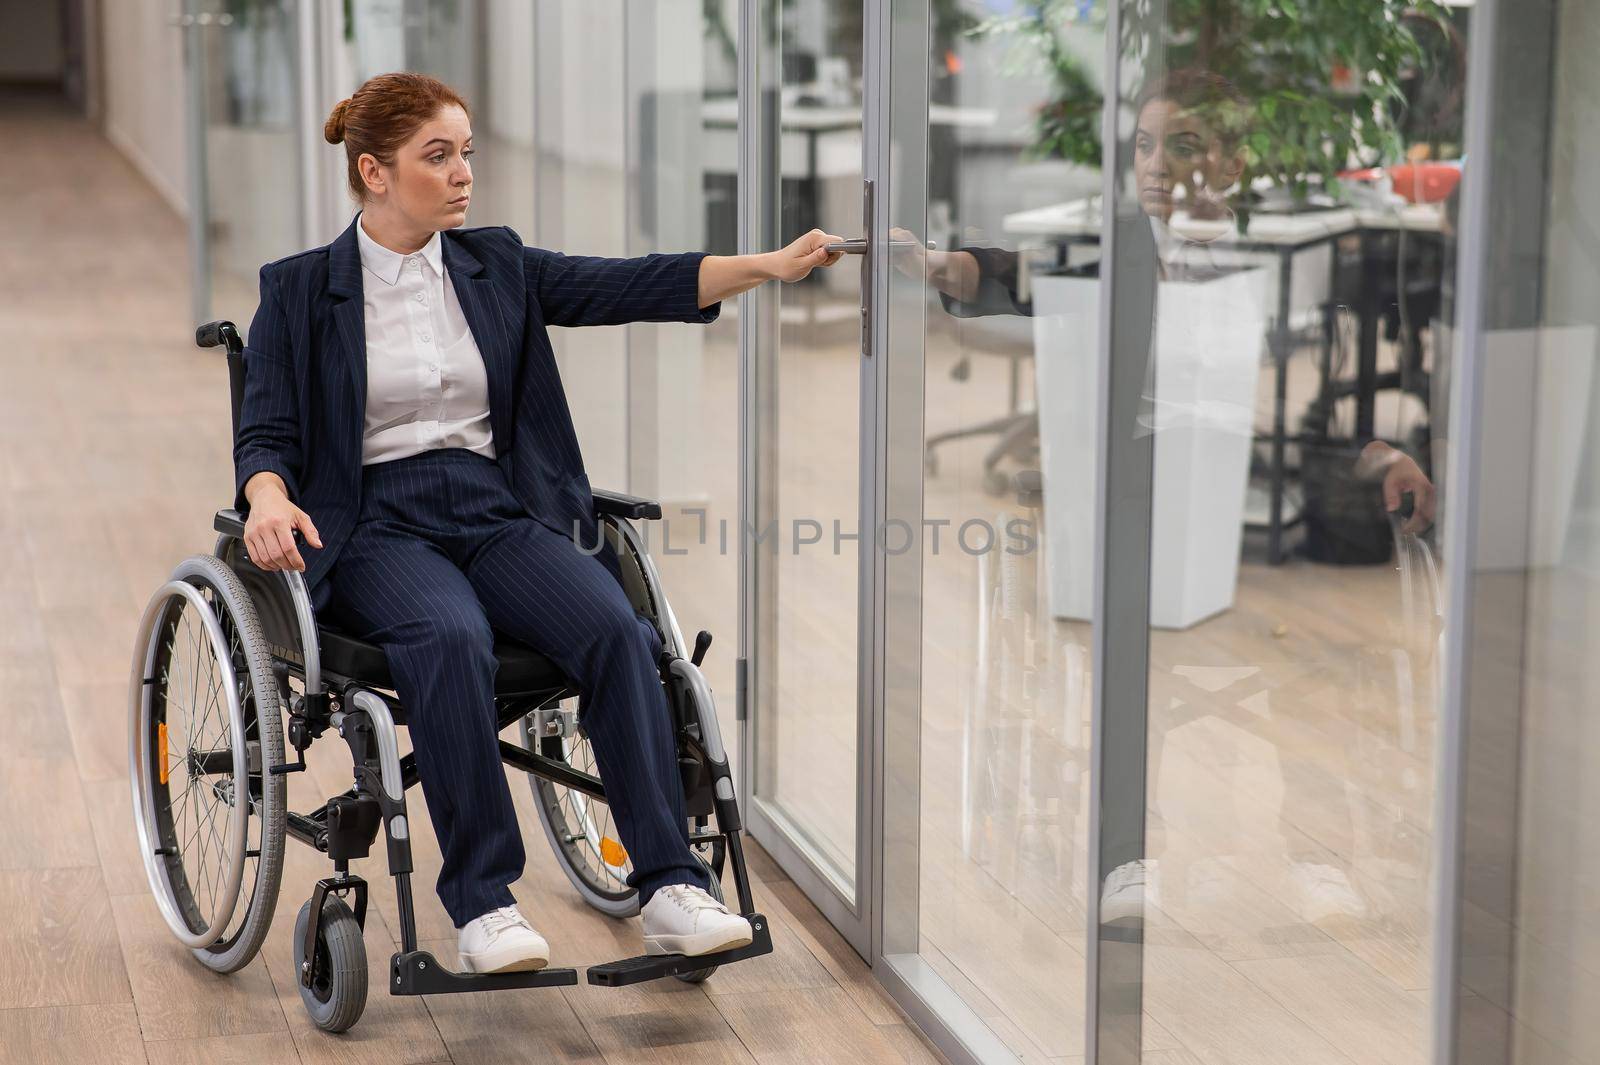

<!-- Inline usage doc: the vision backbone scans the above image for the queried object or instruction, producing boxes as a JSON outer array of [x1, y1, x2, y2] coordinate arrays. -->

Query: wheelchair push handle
[[197, 320, 248, 444], [196, 320, 243, 355]]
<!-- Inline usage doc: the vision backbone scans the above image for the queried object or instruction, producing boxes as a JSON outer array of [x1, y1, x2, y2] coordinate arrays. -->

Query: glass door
[[1087, 5, 1465, 1061], [873, 0, 1102, 1059], [868, 1, 1469, 1063], [179, 0, 306, 326], [740, 0, 876, 955]]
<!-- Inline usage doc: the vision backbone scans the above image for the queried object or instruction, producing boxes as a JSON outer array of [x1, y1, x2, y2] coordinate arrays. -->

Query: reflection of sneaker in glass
[[1288, 862, 1369, 923], [1101, 859, 1160, 923]]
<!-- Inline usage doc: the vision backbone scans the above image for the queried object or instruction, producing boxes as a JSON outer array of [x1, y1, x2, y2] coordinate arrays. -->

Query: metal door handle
[[826, 237, 936, 255], [845, 181, 935, 359]]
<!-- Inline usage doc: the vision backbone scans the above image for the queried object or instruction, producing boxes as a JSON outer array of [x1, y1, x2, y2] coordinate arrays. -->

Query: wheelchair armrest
[[591, 488, 662, 522], [212, 506, 324, 696]]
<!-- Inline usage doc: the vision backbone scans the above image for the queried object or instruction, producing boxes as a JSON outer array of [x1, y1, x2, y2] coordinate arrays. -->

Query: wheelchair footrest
[[585, 913, 773, 987], [390, 950, 578, 995]]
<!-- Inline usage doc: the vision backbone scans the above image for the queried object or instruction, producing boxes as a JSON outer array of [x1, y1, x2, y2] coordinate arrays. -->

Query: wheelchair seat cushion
[[318, 626, 573, 697]]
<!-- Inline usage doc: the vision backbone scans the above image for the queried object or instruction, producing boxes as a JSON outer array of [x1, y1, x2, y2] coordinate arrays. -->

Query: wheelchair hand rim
[[128, 578, 251, 950]]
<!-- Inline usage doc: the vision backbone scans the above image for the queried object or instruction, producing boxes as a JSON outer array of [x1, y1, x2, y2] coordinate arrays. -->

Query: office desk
[[1000, 198, 1445, 563], [701, 95, 997, 238]]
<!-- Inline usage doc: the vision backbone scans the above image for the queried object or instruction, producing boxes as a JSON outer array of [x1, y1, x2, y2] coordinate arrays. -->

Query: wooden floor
[[0, 90, 949, 1065]]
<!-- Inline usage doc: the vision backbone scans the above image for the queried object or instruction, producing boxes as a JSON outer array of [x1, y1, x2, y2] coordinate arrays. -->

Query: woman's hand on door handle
[[696, 229, 846, 307], [768, 228, 848, 281]]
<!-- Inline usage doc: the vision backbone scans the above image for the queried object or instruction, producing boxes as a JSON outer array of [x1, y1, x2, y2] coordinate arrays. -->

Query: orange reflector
[[158, 722, 169, 785], [600, 837, 627, 867]]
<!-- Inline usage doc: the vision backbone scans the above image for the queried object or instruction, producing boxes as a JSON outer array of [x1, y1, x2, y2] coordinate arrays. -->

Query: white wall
[[101, 0, 190, 216], [0, 0, 64, 81]]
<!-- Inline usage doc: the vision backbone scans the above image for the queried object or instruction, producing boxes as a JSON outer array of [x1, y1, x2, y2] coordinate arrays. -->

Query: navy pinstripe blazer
[[234, 214, 720, 592]]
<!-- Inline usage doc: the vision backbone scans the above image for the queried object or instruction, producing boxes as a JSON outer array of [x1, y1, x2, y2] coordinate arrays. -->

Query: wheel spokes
[[156, 594, 250, 936], [555, 731, 631, 888]]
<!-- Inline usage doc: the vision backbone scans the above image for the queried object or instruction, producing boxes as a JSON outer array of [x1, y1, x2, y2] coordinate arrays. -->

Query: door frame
[[735, 2, 1059, 1060], [860, 1, 1025, 1062], [735, 0, 881, 961], [758, 1, 1143, 1062]]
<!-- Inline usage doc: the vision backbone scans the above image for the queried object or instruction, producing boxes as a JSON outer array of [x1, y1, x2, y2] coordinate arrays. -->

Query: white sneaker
[[1100, 859, 1160, 923], [457, 905, 550, 974], [1288, 861, 1369, 923], [641, 884, 753, 957]]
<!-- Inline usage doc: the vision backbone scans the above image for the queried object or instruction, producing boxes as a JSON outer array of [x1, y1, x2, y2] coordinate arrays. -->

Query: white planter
[[1031, 266, 1268, 629]]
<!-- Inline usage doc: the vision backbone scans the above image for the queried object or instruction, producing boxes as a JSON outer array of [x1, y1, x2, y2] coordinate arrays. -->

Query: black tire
[[292, 895, 368, 1034], [129, 554, 286, 973], [672, 852, 726, 984]]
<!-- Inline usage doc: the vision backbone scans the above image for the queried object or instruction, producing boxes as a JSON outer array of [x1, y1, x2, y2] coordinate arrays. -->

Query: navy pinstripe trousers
[[318, 448, 710, 927]]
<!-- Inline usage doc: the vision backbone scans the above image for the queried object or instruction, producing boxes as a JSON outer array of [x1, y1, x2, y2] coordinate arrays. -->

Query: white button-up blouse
[[355, 213, 496, 465]]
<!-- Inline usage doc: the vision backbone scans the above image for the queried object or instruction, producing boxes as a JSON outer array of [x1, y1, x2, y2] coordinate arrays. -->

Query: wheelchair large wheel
[[128, 554, 286, 973], [522, 698, 640, 918], [520, 698, 723, 921]]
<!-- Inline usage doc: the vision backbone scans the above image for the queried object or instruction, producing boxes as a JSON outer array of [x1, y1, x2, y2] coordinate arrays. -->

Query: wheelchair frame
[[134, 320, 772, 1025]]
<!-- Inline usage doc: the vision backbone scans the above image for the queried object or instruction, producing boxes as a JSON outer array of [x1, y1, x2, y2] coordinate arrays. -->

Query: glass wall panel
[[620, 0, 744, 758], [1444, 1, 1599, 1063], [894, 2, 1105, 1058], [1093, 1, 1472, 1061], [747, 0, 867, 896], [192, 0, 302, 324], [1503, 5, 1600, 1058], [339, 0, 535, 238]]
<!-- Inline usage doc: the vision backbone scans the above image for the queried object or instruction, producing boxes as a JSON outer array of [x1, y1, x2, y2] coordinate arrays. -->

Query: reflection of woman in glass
[[902, 69, 1439, 923], [898, 69, 1434, 526]]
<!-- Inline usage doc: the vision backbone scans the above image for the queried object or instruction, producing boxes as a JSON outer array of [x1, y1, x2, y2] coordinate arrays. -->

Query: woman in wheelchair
[[222, 74, 839, 981]]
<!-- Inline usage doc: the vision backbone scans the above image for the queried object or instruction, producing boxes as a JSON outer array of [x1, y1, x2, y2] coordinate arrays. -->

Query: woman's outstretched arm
[[696, 229, 845, 307], [514, 227, 845, 329]]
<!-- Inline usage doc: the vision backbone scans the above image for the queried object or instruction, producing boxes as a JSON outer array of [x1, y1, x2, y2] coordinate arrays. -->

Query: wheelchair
[[127, 321, 771, 1033]]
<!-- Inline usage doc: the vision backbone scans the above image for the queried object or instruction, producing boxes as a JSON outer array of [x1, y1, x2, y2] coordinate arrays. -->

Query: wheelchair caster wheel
[[293, 894, 368, 1033]]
